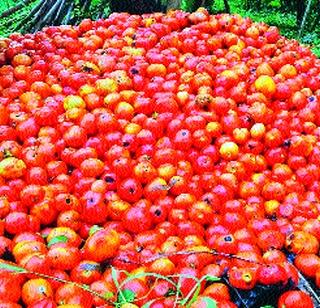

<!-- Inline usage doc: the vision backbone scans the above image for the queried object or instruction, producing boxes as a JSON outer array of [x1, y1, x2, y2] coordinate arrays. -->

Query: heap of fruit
[[1, 7, 320, 308]]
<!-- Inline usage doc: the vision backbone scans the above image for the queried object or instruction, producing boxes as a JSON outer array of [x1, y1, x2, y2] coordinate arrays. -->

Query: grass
[[0, 0, 16, 10]]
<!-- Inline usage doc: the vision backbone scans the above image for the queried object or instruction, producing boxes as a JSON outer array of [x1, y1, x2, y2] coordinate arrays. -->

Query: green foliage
[[0, 0, 15, 11], [0, 0, 39, 36], [115, 289, 136, 306], [0, 261, 28, 273], [0, 1, 319, 54], [47, 235, 68, 248]]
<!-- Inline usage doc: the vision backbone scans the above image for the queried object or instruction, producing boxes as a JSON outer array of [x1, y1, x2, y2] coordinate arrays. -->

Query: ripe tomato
[[70, 260, 102, 284], [228, 267, 257, 290], [21, 278, 53, 306], [294, 253, 320, 278], [0, 275, 22, 302], [278, 290, 314, 308], [257, 264, 288, 285], [55, 284, 93, 307], [83, 228, 120, 262]]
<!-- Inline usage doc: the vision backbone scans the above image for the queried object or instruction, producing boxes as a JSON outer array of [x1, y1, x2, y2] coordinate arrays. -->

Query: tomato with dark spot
[[118, 178, 143, 203]]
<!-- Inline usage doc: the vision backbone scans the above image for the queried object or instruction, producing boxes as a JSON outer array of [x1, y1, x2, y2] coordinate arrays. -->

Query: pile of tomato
[[1, 7, 320, 307]]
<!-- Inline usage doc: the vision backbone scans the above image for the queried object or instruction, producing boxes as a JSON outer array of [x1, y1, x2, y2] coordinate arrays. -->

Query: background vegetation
[[0, 0, 319, 57]]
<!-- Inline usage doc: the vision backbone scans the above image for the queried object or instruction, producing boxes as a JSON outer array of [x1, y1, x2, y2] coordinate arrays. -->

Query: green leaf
[[47, 235, 68, 248], [117, 289, 135, 305], [260, 306, 274, 308], [269, 0, 281, 8], [89, 225, 103, 236], [202, 296, 218, 308], [103, 291, 114, 299], [0, 262, 27, 273], [205, 275, 220, 282]]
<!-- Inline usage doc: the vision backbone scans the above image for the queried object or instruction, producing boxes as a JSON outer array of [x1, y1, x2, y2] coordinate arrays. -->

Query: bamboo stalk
[[14, 0, 47, 32], [62, 1, 74, 25], [33, 0, 63, 30], [298, 0, 313, 38], [0, 0, 34, 19], [52, 0, 67, 25], [29, 0, 55, 32]]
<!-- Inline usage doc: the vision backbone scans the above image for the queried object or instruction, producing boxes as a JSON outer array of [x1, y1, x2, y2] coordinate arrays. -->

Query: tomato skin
[[257, 264, 288, 285], [55, 284, 93, 307], [121, 278, 149, 306], [117, 178, 143, 203], [47, 246, 81, 271], [13, 240, 47, 263], [177, 267, 203, 298], [203, 283, 230, 301], [294, 253, 320, 278], [285, 231, 319, 254], [123, 206, 152, 234], [21, 278, 53, 306], [27, 298, 57, 308], [0, 302, 22, 308], [278, 290, 314, 308], [257, 229, 285, 251], [70, 260, 102, 284], [0, 275, 22, 302], [83, 228, 120, 262], [80, 190, 108, 224], [228, 267, 257, 290], [190, 296, 218, 308]]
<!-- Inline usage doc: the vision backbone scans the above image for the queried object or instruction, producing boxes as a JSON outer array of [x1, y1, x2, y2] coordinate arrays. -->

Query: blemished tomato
[[228, 267, 258, 290], [21, 278, 53, 306]]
